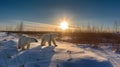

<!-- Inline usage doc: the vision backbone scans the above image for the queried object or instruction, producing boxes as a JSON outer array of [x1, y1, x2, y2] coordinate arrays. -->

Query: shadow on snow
[[58, 58, 113, 67]]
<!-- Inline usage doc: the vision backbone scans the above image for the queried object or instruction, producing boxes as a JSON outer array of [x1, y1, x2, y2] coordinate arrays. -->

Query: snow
[[0, 32, 119, 67]]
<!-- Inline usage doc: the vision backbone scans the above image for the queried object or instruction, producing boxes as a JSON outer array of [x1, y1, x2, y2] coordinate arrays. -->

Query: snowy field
[[0, 32, 119, 67]]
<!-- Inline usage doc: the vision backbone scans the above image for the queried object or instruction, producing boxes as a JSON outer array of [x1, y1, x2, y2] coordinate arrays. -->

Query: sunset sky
[[0, 0, 120, 28]]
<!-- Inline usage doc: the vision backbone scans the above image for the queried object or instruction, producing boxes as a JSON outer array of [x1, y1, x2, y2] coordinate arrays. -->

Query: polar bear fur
[[18, 35, 38, 50], [41, 33, 58, 46]]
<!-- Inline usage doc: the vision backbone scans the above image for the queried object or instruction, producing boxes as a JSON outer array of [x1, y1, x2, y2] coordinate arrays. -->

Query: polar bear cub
[[18, 35, 38, 50], [41, 33, 58, 46]]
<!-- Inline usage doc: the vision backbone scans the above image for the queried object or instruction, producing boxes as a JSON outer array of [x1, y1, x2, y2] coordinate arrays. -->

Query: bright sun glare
[[60, 21, 69, 30]]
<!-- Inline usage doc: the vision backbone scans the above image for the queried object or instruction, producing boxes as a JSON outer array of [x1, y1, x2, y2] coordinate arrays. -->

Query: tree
[[114, 21, 118, 33]]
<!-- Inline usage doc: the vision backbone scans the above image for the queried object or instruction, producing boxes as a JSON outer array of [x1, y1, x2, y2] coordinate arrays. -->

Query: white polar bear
[[41, 33, 58, 46], [18, 35, 38, 50]]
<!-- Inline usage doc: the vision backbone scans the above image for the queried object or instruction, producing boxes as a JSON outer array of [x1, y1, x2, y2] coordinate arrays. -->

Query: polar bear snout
[[35, 39, 38, 42]]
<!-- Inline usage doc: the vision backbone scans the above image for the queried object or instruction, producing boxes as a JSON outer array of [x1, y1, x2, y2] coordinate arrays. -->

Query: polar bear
[[18, 35, 38, 50], [41, 33, 58, 46]]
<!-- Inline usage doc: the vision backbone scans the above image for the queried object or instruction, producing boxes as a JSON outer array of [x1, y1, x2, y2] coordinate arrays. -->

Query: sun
[[60, 21, 69, 30]]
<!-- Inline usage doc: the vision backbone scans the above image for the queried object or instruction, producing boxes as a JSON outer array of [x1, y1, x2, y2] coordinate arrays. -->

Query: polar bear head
[[50, 33, 59, 39], [51, 33, 62, 41], [30, 37, 38, 42]]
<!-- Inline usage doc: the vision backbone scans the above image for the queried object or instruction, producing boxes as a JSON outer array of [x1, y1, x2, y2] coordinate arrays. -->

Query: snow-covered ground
[[0, 32, 119, 67]]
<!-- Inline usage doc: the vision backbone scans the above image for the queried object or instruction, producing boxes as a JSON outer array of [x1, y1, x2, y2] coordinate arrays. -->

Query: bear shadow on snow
[[18, 45, 56, 67], [58, 58, 113, 67]]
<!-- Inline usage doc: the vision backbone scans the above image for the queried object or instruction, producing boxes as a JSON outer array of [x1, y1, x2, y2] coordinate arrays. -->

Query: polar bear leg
[[21, 44, 26, 50], [41, 39, 46, 46], [52, 39, 57, 46], [18, 39, 21, 49], [48, 40, 52, 46], [27, 44, 30, 49], [18, 45, 21, 49]]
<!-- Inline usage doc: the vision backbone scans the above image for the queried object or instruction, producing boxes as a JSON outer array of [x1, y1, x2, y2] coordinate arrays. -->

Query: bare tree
[[18, 21, 24, 36], [100, 24, 104, 32], [19, 21, 23, 32], [114, 21, 118, 33], [87, 22, 91, 32]]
